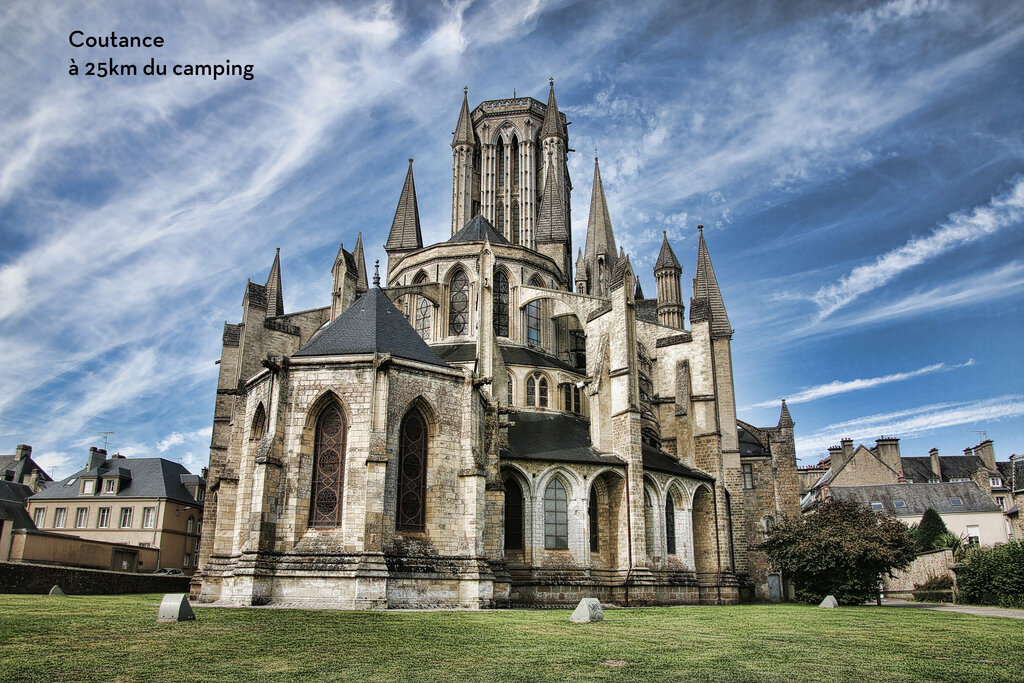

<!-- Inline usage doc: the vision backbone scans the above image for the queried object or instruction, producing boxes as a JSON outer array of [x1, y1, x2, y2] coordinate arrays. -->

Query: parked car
[[154, 568, 184, 575]]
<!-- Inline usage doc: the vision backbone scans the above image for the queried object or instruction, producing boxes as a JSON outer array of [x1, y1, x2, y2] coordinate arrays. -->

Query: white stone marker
[[570, 597, 604, 623], [48, 585, 64, 596], [819, 595, 838, 609], [157, 593, 196, 622]]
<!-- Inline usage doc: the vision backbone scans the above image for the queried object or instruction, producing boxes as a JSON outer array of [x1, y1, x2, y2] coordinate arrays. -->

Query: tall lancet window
[[589, 487, 599, 552], [666, 494, 676, 555], [397, 408, 428, 532], [544, 478, 568, 550], [493, 270, 509, 337], [415, 297, 432, 341], [309, 402, 346, 528], [504, 477, 524, 550], [448, 270, 469, 336]]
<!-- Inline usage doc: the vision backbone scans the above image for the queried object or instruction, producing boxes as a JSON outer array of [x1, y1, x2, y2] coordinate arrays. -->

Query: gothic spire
[[385, 159, 422, 251], [353, 232, 368, 294], [692, 226, 732, 338], [452, 87, 475, 147], [654, 231, 681, 272], [634, 280, 645, 300], [535, 153, 568, 242], [540, 78, 566, 141], [264, 247, 284, 317], [584, 157, 618, 268], [778, 399, 794, 429]]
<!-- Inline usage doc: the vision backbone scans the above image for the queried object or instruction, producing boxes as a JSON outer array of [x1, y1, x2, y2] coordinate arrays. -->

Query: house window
[[448, 270, 469, 336], [309, 401, 346, 528], [950, 498, 964, 507], [104, 479, 117, 494], [544, 478, 568, 550], [493, 270, 509, 337], [119, 507, 133, 528], [184, 553, 192, 567], [870, 501, 884, 511], [75, 508, 88, 528], [894, 500, 907, 510], [397, 408, 428, 532], [64, 478, 77, 487], [990, 477, 1002, 488], [966, 525, 980, 546], [142, 507, 156, 529], [32, 508, 45, 527], [187, 517, 194, 534], [54, 508, 67, 528], [996, 496, 1006, 510], [665, 495, 676, 555], [949, 477, 970, 483], [82, 479, 95, 494], [197, 488, 205, 502], [194, 553, 199, 567], [588, 487, 599, 553], [742, 463, 754, 490], [415, 296, 433, 341], [503, 477, 524, 551], [97, 507, 110, 528]]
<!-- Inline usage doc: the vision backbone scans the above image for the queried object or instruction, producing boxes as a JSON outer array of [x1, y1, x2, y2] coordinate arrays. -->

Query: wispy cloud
[[156, 427, 212, 453], [747, 359, 974, 409], [796, 395, 1024, 455], [810, 177, 1024, 317]]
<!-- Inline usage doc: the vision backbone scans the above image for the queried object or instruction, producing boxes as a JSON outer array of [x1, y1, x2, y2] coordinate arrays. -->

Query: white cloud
[[156, 427, 212, 453], [811, 177, 1024, 317]]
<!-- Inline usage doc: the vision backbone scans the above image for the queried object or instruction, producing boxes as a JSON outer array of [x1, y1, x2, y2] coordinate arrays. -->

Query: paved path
[[880, 598, 1024, 620]]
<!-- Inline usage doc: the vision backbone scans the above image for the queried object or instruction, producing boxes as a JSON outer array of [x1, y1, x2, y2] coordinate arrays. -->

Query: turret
[[264, 248, 284, 317], [331, 242, 360, 320], [654, 231, 684, 329], [451, 88, 476, 235], [690, 226, 732, 338], [580, 157, 618, 297], [385, 159, 423, 277], [534, 152, 572, 286], [352, 232, 368, 296]]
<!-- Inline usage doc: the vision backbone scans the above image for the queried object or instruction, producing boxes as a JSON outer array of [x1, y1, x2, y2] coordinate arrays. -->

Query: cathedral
[[194, 82, 800, 608]]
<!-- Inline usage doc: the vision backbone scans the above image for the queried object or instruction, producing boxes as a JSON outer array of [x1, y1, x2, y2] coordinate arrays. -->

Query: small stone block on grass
[[819, 595, 838, 609], [48, 586, 64, 596], [157, 594, 195, 623], [570, 598, 603, 623]]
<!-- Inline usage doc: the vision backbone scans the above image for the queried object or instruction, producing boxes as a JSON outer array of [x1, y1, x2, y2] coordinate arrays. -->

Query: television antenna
[[972, 430, 987, 442], [97, 431, 115, 450]]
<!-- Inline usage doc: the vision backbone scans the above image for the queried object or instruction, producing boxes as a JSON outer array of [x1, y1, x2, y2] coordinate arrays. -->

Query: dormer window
[[81, 479, 95, 494], [893, 500, 907, 510], [950, 498, 964, 507], [104, 478, 117, 494], [990, 477, 1002, 488], [870, 501, 884, 511]]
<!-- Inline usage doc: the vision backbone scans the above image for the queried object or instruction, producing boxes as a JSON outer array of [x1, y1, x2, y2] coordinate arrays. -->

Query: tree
[[911, 508, 950, 552], [760, 498, 918, 605]]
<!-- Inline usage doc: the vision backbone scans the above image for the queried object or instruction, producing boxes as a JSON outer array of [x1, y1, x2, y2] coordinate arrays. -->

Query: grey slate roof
[[642, 445, 715, 481], [431, 342, 579, 373], [635, 298, 659, 324], [540, 80, 567, 140], [503, 412, 623, 466], [899, 455, 1001, 483], [828, 482, 1000, 515], [452, 89, 475, 146], [294, 287, 448, 367], [222, 323, 241, 347], [0, 480, 36, 530], [1013, 459, 1024, 493], [738, 423, 770, 457], [692, 227, 732, 338], [31, 457, 204, 504], [448, 215, 509, 244], [0, 454, 52, 485], [246, 281, 267, 310], [654, 232, 681, 271], [385, 159, 422, 251]]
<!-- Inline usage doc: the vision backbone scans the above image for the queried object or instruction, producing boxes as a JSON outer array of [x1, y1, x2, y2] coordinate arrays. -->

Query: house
[[27, 448, 205, 575], [1, 444, 53, 493], [0, 479, 36, 561]]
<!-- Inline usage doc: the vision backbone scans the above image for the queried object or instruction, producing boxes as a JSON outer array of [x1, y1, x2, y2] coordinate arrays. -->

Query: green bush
[[908, 508, 950, 552], [760, 499, 918, 605], [911, 574, 953, 602], [955, 541, 1024, 608]]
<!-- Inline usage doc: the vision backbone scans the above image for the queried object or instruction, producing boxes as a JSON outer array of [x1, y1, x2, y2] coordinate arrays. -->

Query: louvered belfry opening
[[310, 402, 346, 528], [397, 409, 428, 532]]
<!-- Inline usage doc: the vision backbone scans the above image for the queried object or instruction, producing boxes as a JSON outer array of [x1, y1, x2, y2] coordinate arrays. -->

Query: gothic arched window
[[493, 270, 509, 337], [504, 477, 524, 550], [397, 408, 428, 532], [448, 270, 469, 336], [544, 478, 568, 550], [526, 375, 536, 407], [310, 402, 346, 528], [250, 403, 266, 441], [507, 374, 514, 406], [589, 486, 599, 552], [538, 375, 548, 408], [525, 373, 548, 408], [666, 493, 676, 555], [415, 296, 433, 341]]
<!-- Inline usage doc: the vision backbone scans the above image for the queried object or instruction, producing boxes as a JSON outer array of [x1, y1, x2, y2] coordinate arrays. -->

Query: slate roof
[[431, 342, 580, 373], [453, 89, 476, 146], [692, 227, 732, 338], [1014, 459, 1024, 493], [654, 232, 681, 271], [535, 155, 568, 243], [540, 79, 567, 140], [899, 455, 1001, 483], [448, 214, 509, 244], [827, 482, 1000, 516], [503, 412, 622, 466], [642, 446, 714, 481], [0, 480, 36, 530], [246, 281, 267, 310], [738, 423, 770, 457], [635, 298, 659, 324], [385, 159, 423, 251], [0, 454, 52, 486], [294, 287, 448, 367], [31, 457, 204, 504]]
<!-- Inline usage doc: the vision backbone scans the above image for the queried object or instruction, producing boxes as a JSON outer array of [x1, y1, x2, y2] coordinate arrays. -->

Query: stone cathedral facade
[[194, 82, 800, 609]]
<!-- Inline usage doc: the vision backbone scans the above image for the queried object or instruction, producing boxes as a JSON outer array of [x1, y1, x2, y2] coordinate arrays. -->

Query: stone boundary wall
[[0, 561, 190, 595], [883, 548, 954, 593]]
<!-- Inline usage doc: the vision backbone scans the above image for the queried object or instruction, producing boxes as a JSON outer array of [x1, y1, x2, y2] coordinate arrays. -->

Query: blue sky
[[1, 0, 1022, 479]]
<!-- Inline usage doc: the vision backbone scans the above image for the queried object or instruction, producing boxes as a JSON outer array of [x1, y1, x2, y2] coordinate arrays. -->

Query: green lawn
[[0, 595, 1021, 682]]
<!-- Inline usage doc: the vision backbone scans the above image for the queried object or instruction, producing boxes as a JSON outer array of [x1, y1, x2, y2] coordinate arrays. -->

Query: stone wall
[[883, 548, 954, 593], [0, 561, 189, 594]]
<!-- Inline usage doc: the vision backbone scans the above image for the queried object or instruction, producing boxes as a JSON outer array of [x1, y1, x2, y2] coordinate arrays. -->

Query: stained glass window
[[397, 409, 428, 532], [493, 270, 509, 337], [526, 375, 536, 407], [310, 402, 346, 528], [415, 296, 433, 341], [666, 495, 676, 555], [589, 487, 599, 552], [449, 270, 469, 336], [507, 374, 514, 406], [525, 300, 541, 345], [538, 376, 548, 408], [544, 478, 568, 550], [504, 477, 524, 550]]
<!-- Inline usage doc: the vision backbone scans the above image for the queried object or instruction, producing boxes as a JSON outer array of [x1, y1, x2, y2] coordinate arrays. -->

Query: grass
[[0, 595, 1021, 682]]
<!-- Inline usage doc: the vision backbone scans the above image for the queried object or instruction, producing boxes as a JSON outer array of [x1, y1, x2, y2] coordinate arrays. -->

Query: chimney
[[87, 447, 107, 470], [929, 448, 941, 480], [15, 444, 32, 461], [875, 437, 901, 477], [828, 445, 845, 472], [840, 438, 854, 466], [973, 440, 996, 471]]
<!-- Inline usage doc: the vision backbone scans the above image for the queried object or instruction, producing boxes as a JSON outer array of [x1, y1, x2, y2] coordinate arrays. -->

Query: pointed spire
[[634, 280, 645, 300], [778, 400, 794, 429], [655, 231, 681, 272], [353, 232, 368, 294], [540, 78, 566, 140], [385, 159, 422, 251], [265, 248, 284, 317], [453, 87, 475, 147], [584, 157, 618, 267], [693, 225, 732, 338], [535, 153, 568, 242]]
